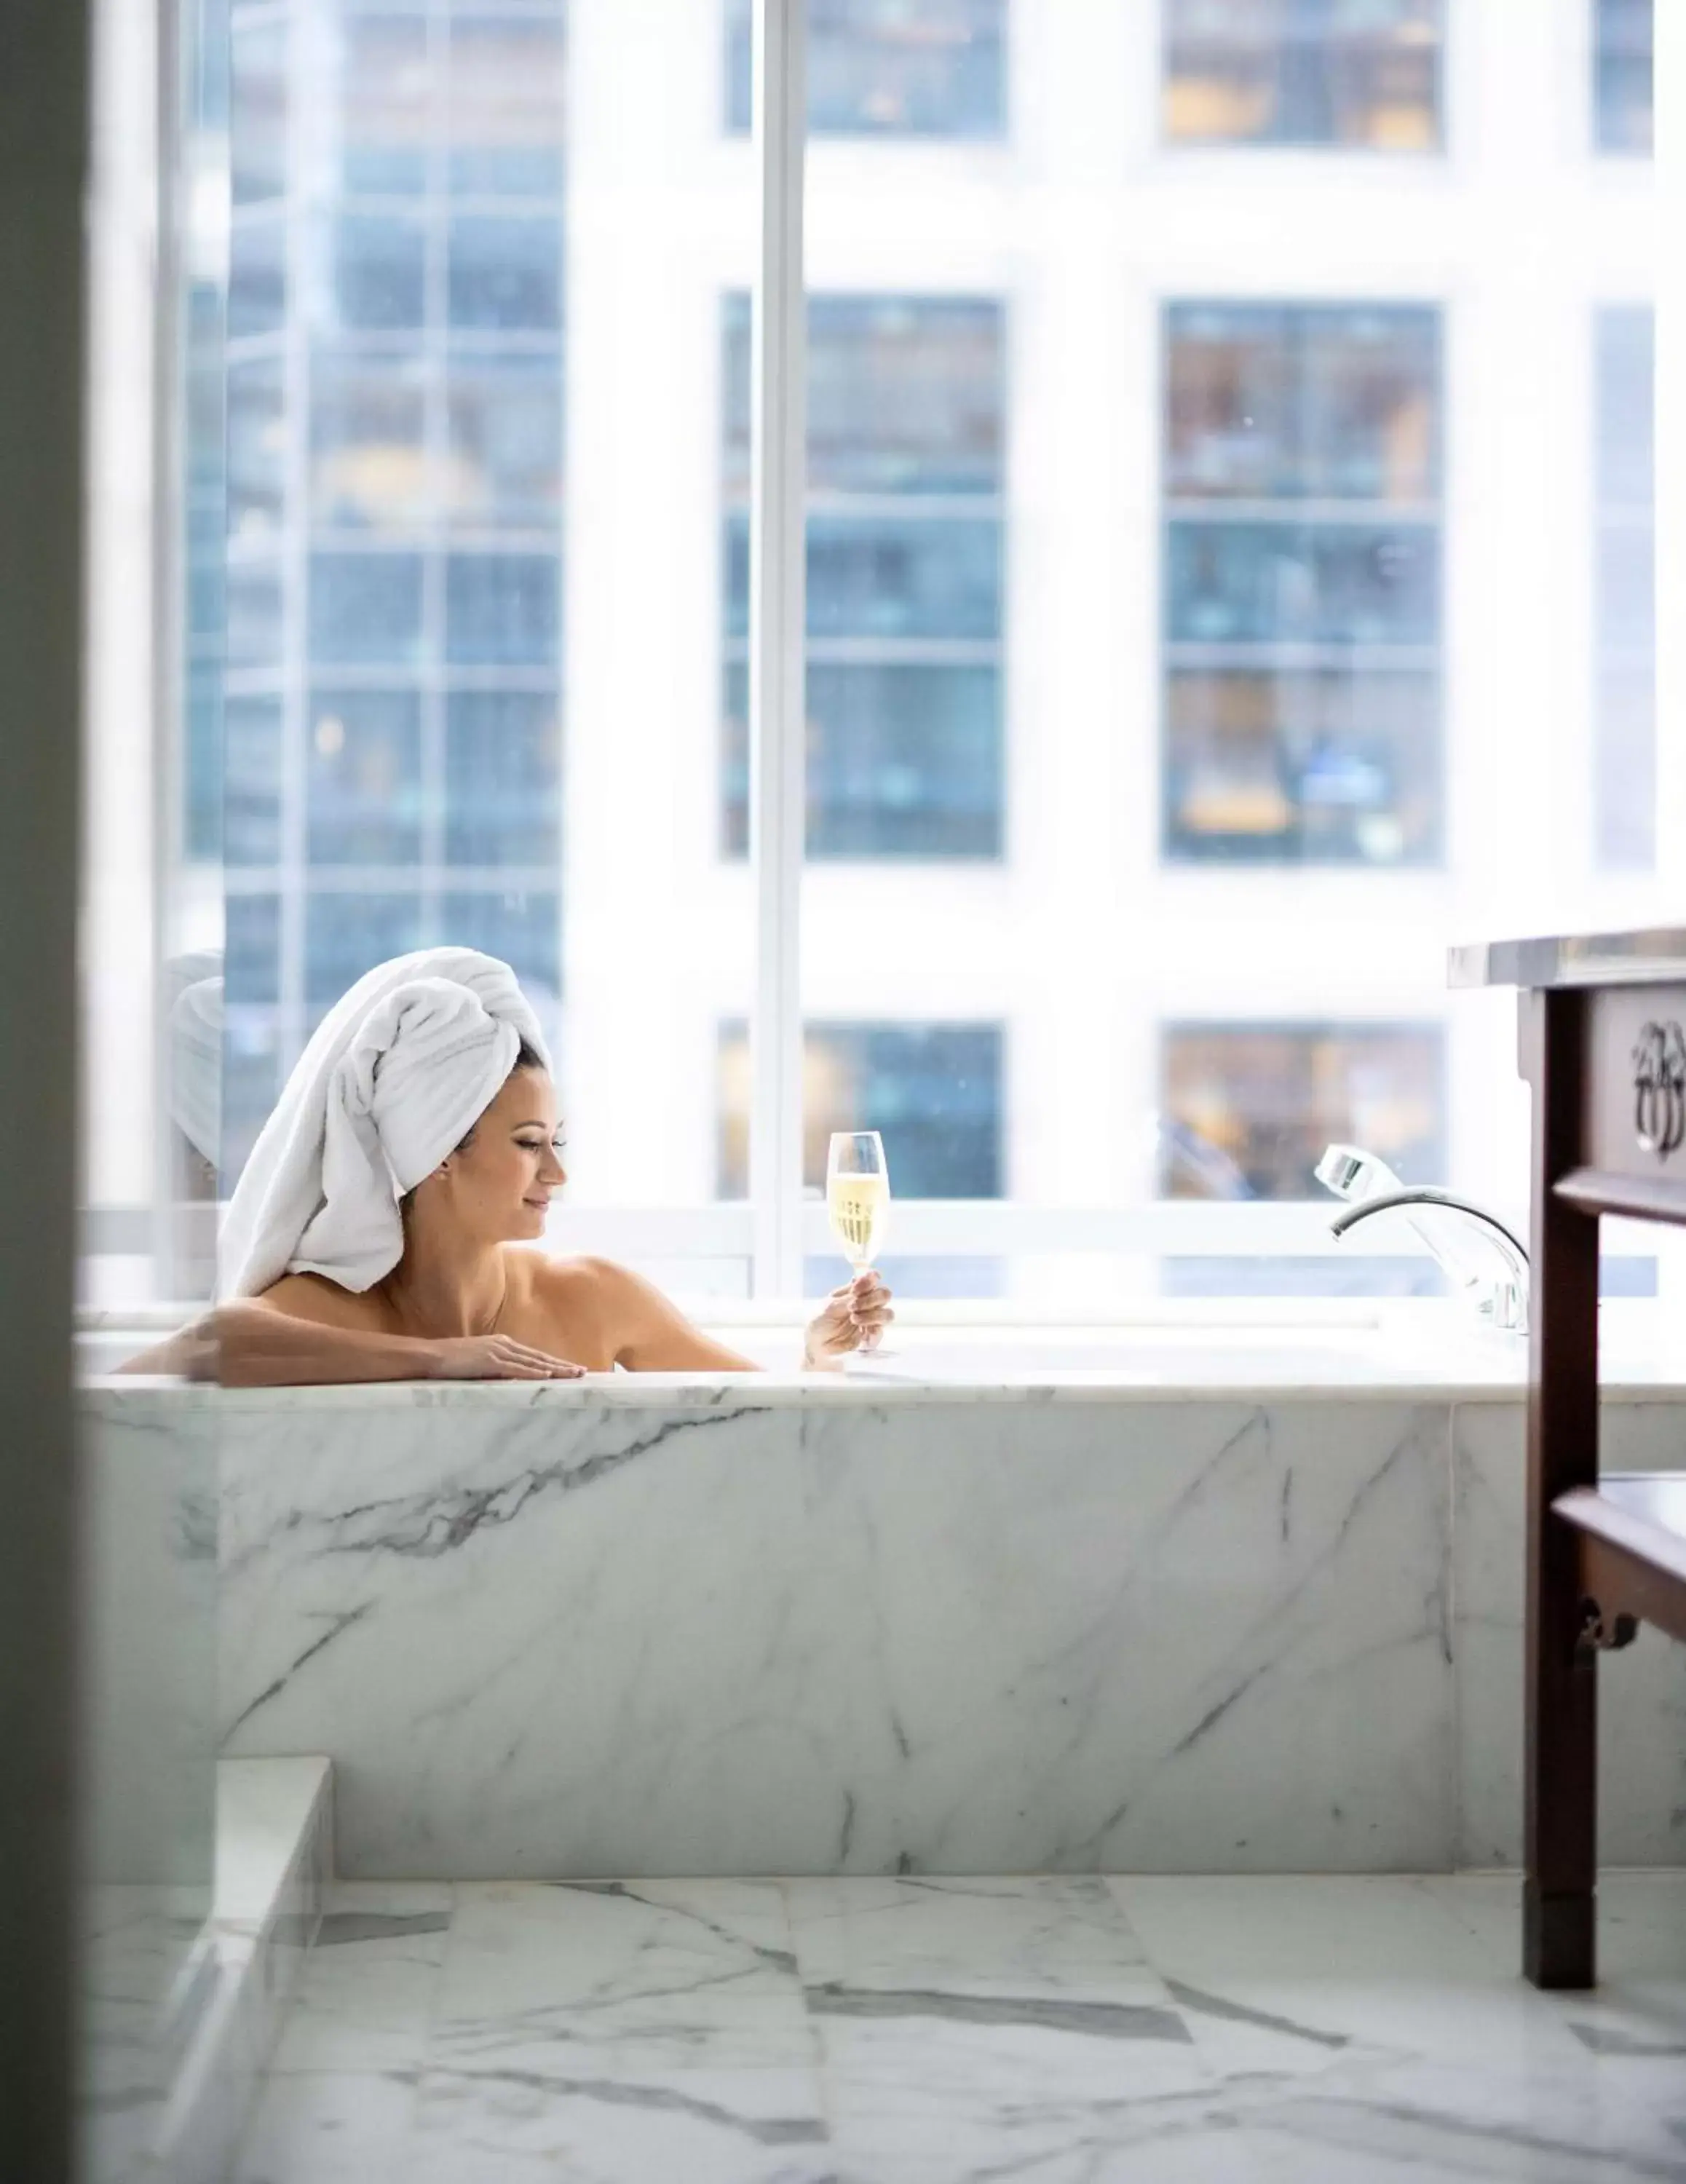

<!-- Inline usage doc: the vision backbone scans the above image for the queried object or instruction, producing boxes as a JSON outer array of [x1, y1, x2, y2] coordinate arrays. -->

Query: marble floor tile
[[231, 2067, 422, 2184], [432, 1880, 819, 2078], [815, 2008, 1225, 2184], [1236, 2052, 1686, 2183], [266, 1882, 454, 2074], [405, 2063, 834, 2184], [783, 1872, 1156, 2002], [1106, 1874, 1594, 2081], [226, 1873, 1686, 2184]]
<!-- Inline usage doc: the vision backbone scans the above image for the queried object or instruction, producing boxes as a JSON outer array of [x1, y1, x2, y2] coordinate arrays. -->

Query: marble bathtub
[[82, 1337, 1686, 1883]]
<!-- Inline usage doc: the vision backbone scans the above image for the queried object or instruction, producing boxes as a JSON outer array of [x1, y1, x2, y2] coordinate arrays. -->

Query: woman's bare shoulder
[[250, 1270, 387, 1328], [504, 1248, 617, 1362], [505, 1246, 609, 1311]]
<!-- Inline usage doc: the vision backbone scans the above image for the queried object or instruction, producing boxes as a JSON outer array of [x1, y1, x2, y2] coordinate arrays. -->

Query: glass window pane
[[226, 360, 285, 543], [1163, 303, 1442, 869], [724, 294, 1005, 498], [226, 892, 282, 1006], [446, 15, 565, 195], [1160, 1024, 1444, 1200], [1594, 0, 1653, 153], [448, 215, 561, 331], [1165, 667, 1438, 864], [231, 17, 288, 204], [304, 891, 425, 1005], [723, 291, 1005, 860], [445, 553, 559, 664], [445, 354, 562, 529], [335, 12, 432, 194], [331, 215, 427, 332], [717, 1020, 1004, 1198], [222, 1013, 284, 1185], [1164, 0, 1444, 150], [724, 0, 1006, 138], [445, 692, 561, 864], [309, 352, 431, 530], [226, 561, 282, 667], [309, 551, 425, 665], [1165, 521, 1439, 646], [225, 696, 283, 866], [721, 662, 1002, 858], [724, 513, 1002, 641], [806, 662, 1002, 858], [1165, 304, 1439, 504], [229, 216, 285, 339], [442, 890, 561, 1016], [306, 692, 424, 863]]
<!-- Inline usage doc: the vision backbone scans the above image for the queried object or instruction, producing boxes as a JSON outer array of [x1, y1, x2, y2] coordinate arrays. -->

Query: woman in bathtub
[[121, 948, 892, 1384]]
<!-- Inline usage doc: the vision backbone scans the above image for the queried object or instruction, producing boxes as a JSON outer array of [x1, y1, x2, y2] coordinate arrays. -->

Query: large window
[[1163, 0, 1443, 151], [1594, 0, 1653, 153], [149, 2, 1665, 1314], [722, 293, 1005, 858], [1594, 306, 1655, 869], [222, 0, 566, 1174], [725, 0, 1006, 137], [1163, 303, 1441, 866]]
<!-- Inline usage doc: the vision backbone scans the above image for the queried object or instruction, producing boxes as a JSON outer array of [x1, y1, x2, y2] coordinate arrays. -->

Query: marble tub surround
[[202, 1388, 1457, 1878], [76, 1376, 1686, 1880], [230, 1871, 1686, 2184]]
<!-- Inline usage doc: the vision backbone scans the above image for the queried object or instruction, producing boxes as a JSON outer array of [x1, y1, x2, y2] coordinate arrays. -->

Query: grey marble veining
[[205, 1392, 1455, 1877], [72, 1380, 1686, 1883], [229, 1872, 1686, 2184]]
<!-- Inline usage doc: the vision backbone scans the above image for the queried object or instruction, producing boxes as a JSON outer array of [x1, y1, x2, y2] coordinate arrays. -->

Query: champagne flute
[[826, 1130, 895, 1358]]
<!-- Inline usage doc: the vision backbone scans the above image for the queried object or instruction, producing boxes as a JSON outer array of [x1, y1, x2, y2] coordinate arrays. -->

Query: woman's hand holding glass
[[804, 1130, 897, 1368], [802, 1268, 895, 1369]]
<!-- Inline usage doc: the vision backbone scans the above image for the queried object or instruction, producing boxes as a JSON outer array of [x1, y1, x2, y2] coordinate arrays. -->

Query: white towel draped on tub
[[218, 947, 553, 1300]]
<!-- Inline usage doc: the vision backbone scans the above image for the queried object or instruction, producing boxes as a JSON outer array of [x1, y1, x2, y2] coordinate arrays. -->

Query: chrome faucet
[[1328, 1184, 1531, 1334]]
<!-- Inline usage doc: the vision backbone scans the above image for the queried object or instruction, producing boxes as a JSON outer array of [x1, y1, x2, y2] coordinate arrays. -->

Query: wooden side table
[[1452, 928, 1686, 1989]]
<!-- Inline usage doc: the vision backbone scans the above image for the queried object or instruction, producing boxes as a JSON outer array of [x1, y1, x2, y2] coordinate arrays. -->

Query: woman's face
[[437, 1064, 567, 1241]]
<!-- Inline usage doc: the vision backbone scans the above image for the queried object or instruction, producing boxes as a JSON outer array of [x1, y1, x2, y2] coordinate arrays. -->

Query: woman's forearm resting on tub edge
[[115, 1303, 480, 1385]]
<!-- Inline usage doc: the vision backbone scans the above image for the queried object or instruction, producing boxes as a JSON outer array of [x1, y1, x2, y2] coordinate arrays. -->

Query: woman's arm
[[580, 1259, 769, 1372], [116, 1299, 586, 1387], [579, 1258, 893, 1372]]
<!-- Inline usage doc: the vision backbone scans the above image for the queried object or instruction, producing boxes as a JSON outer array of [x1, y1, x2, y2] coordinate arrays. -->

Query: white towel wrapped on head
[[218, 947, 553, 1300]]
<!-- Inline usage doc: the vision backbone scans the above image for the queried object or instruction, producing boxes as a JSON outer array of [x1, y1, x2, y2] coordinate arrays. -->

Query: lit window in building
[[725, 0, 1005, 138], [1594, 306, 1655, 867], [722, 293, 1005, 858], [1159, 1021, 1446, 1296], [1594, 0, 1653, 153], [1163, 302, 1442, 866], [1160, 1021, 1444, 1203], [1163, 0, 1442, 151], [718, 1019, 1003, 1198]]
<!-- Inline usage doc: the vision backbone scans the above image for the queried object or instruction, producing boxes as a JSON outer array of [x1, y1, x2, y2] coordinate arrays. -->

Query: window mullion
[[748, 0, 807, 1303]]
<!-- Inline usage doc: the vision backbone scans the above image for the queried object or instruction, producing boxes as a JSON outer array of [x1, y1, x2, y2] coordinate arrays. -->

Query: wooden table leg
[[1521, 987, 1599, 1988]]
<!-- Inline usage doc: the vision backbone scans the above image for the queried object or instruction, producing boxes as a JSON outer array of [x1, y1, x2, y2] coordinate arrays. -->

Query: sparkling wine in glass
[[826, 1130, 894, 1357]]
